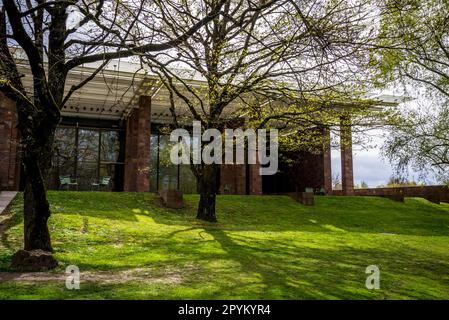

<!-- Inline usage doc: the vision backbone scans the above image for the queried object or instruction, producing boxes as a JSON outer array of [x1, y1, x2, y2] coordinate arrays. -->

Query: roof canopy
[[14, 54, 410, 123]]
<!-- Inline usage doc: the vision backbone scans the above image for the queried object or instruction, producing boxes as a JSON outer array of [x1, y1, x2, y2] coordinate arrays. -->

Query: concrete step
[[0, 191, 18, 215]]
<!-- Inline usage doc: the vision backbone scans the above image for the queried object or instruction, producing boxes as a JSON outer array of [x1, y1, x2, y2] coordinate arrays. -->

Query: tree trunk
[[23, 180, 52, 252], [196, 164, 218, 222], [21, 121, 57, 252]]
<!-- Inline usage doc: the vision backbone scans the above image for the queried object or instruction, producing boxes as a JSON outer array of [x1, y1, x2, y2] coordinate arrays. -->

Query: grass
[[0, 192, 449, 299]]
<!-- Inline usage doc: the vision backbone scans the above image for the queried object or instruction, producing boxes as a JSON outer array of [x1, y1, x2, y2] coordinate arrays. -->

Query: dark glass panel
[[49, 126, 124, 191], [149, 133, 159, 192], [158, 135, 178, 190], [75, 129, 99, 190], [78, 129, 99, 163], [48, 127, 77, 189], [54, 127, 77, 176], [97, 164, 117, 191], [76, 161, 98, 190], [100, 131, 120, 162]]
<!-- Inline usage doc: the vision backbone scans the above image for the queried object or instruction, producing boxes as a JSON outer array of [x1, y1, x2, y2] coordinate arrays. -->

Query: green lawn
[[1, 192, 449, 299]]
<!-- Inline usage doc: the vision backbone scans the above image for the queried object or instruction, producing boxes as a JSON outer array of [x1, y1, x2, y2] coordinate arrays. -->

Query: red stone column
[[0, 92, 21, 191], [340, 115, 354, 195], [248, 163, 262, 195], [124, 96, 151, 192], [322, 128, 332, 195]]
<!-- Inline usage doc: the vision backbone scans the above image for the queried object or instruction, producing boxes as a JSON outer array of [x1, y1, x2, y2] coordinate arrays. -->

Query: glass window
[[54, 127, 77, 176], [77, 161, 98, 190], [49, 126, 124, 191], [100, 131, 120, 162], [149, 134, 159, 192], [98, 164, 117, 191], [158, 135, 178, 190], [78, 129, 99, 163], [48, 127, 77, 189], [149, 131, 198, 194]]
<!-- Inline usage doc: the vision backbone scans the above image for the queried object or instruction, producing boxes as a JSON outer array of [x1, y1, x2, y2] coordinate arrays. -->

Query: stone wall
[[0, 92, 20, 191], [354, 186, 449, 203], [331, 186, 449, 203], [247, 164, 262, 195]]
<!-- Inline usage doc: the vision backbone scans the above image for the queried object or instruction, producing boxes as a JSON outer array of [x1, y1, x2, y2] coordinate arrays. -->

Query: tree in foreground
[[375, 0, 449, 96], [145, 0, 381, 222], [383, 104, 449, 185], [0, 0, 226, 267], [374, 0, 449, 184]]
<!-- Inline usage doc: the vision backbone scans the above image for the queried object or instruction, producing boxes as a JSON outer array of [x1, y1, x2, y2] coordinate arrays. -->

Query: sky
[[331, 124, 437, 188], [331, 139, 396, 188], [330, 89, 435, 188]]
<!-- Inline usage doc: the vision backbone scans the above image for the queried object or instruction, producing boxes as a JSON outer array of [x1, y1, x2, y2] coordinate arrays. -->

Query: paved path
[[0, 191, 18, 215]]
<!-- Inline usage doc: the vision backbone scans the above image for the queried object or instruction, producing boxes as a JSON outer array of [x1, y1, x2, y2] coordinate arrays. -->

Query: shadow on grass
[[1, 192, 449, 299], [196, 228, 449, 299], [151, 195, 449, 236], [42, 191, 449, 237], [0, 195, 24, 270], [13, 228, 448, 299]]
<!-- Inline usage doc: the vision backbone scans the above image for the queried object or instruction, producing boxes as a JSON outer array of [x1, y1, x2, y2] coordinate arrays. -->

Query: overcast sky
[[331, 141, 396, 188], [331, 128, 435, 188], [328, 86, 435, 188]]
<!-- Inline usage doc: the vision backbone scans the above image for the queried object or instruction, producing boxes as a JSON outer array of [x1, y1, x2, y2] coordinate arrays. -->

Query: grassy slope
[[0, 192, 449, 299]]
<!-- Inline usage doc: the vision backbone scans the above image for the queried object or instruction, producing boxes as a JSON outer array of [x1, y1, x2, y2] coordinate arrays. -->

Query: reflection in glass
[[49, 127, 123, 191], [77, 161, 97, 190], [149, 132, 198, 194], [99, 164, 118, 191], [100, 131, 119, 162], [48, 127, 77, 189], [149, 134, 159, 192], [78, 129, 99, 163], [158, 135, 178, 190]]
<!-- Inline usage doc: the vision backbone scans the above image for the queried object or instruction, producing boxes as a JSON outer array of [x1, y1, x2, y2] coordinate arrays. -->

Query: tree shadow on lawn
[[157, 195, 449, 237], [0, 198, 24, 270], [44, 192, 449, 237], [31, 227, 449, 299], [2, 193, 449, 299], [46, 209, 449, 299], [182, 228, 449, 299]]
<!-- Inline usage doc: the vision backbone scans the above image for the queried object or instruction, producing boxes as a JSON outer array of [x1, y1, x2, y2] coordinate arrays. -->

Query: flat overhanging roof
[[12, 53, 409, 122], [16, 57, 148, 121]]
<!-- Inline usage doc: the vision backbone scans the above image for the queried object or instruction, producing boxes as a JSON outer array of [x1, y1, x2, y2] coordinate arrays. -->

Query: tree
[[144, 0, 379, 222], [374, 0, 449, 96], [374, 0, 449, 184], [382, 104, 449, 184], [0, 0, 226, 265], [332, 173, 342, 190], [358, 181, 369, 189]]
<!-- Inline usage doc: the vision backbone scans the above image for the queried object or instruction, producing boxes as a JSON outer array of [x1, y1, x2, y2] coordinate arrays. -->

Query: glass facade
[[49, 126, 123, 191], [150, 130, 197, 194], [49, 124, 197, 193]]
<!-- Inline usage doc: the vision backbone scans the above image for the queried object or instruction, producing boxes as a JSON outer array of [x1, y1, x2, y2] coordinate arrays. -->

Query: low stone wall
[[332, 186, 449, 203]]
